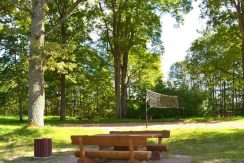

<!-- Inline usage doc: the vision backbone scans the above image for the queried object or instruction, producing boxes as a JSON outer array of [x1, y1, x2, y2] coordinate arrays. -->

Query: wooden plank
[[71, 135, 147, 146], [74, 150, 152, 161], [129, 137, 134, 162], [109, 130, 170, 138]]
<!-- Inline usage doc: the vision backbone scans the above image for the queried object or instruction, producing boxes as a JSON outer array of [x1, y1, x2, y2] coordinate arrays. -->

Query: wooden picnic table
[[71, 135, 151, 162], [97, 131, 170, 160]]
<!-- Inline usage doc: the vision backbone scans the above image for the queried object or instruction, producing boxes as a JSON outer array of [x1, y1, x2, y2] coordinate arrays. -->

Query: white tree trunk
[[28, 0, 46, 127]]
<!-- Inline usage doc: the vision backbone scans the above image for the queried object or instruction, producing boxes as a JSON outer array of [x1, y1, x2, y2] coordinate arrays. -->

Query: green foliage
[[0, 5, 29, 116], [153, 78, 208, 117], [0, 0, 193, 121], [127, 49, 163, 118], [44, 42, 77, 74], [183, 24, 244, 115]]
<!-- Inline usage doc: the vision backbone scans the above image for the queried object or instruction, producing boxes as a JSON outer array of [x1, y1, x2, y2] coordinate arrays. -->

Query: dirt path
[[60, 120, 244, 130], [57, 155, 192, 163]]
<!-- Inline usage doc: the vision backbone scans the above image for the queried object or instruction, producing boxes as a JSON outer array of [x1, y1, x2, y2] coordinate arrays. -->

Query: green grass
[[1, 115, 244, 162], [0, 115, 179, 125], [169, 128, 244, 162], [184, 116, 244, 122], [2, 115, 244, 125]]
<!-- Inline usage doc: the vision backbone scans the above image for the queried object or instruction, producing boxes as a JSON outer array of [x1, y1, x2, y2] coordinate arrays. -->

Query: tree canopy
[[3, 0, 244, 125]]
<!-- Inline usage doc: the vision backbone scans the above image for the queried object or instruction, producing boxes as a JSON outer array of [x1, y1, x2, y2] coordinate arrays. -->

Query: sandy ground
[[58, 155, 192, 163], [5, 151, 191, 163]]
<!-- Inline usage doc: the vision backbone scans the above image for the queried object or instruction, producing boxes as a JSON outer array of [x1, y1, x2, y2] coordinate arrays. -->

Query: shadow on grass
[[0, 151, 75, 163], [0, 126, 53, 159], [0, 116, 27, 125], [0, 126, 43, 143], [169, 128, 244, 162], [0, 125, 78, 162]]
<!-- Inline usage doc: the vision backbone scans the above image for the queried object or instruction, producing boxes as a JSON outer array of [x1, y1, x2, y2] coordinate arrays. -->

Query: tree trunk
[[238, 79, 242, 113], [114, 50, 122, 118], [241, 39, 244, 79], [95, 85, 101, 116], [60, 74, 66, 120], [235, 2, 244, 79], [121, 52, 129, 117], [28, 0, 46, 127], [17, 79, 23, 122], [57, 2, 68, 120], [242, 83, 244, 113], [219, 76, 222, 111], [14, 52, 23, 122], [212, 84, 215, 112], [232, 72, 235, 112], [223, 81, 226, 112]]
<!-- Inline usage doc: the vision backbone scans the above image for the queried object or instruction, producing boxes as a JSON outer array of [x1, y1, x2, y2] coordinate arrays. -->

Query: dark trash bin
[[34, 138, 52, 158]]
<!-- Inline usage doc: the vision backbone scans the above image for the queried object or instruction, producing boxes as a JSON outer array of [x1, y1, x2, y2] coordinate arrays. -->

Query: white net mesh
[[146, 90, 179, 109]]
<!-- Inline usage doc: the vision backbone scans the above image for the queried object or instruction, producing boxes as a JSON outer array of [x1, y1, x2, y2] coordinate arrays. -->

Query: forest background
[[1, 0, 244, 126]]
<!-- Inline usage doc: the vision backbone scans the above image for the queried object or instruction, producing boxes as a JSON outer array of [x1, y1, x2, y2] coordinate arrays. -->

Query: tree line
[[2, 0, 243, 126], [168, 0, 244, 116], [0, 0, 192, 126]]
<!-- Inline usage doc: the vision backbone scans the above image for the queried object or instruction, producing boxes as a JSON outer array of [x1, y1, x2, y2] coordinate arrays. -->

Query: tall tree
[[45, 0, 92, 120], [28, 0, 46, 127], [97, 0, 191, 118], [28, 0, 82, 126], [201, 0, 244, 78]]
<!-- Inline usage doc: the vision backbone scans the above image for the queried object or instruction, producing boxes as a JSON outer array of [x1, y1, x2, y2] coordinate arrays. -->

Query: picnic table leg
[[147, 137, 166, 160], [128, 138, 135, 162], [150, 151, 162, 160]]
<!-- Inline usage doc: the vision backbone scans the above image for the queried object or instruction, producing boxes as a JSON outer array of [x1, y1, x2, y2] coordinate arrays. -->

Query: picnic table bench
[[76, 117, 93, 123], [109, 130, 170, 160], [212, 111, 234, 117], [71, 135, 152, 163]]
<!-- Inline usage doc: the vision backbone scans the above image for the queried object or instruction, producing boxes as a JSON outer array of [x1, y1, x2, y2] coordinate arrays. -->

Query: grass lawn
[[1, 115, 244, 162]]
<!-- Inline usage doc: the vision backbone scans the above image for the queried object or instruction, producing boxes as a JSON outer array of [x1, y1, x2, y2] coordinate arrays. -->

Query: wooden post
[[78, 137, 85, 161], [128, 137, 134, 163], [146, 97, 148, 128]]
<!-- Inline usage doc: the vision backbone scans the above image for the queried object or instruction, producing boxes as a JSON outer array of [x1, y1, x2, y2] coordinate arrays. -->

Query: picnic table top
[[95, 133, 163, 138]]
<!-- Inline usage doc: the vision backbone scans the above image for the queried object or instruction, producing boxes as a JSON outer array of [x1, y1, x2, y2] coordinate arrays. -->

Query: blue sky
[[161, 0, 206, 80]]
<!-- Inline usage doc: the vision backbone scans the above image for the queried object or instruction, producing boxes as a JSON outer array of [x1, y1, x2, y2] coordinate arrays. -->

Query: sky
[[161, 0, 206, 80]]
